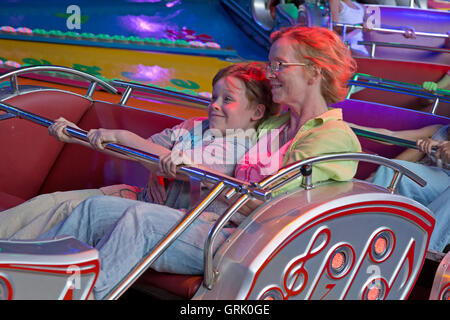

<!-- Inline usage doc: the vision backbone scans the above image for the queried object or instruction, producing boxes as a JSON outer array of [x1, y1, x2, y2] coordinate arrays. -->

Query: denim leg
[[0, 189, 102, 240], [428, 187, 450, 252], [371, 160, 450, 206], [38, 195, 141, 246], [92, 202, 234, 300]]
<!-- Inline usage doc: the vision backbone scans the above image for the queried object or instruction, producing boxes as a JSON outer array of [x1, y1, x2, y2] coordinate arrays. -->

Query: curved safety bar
[[359, 40, 450, 60], [259, 152, 426, 190], [346, 74, 450, 114], [333, 22, 449, 39], [202, 152, 428, 289], [0, 65, 118, 97], [348, 73, 450, 97], [347, 78, 450, 102], [112, 79, 210, 106]]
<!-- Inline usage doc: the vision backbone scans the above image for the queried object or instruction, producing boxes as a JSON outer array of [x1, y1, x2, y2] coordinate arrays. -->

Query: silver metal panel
[[193, 180, 433, 300], [0, 237, 99, 300], [429, 251, 450, 300]]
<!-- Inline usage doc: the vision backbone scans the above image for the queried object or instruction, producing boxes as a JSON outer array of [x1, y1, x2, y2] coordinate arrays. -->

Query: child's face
[[208, 76, 259, 135]]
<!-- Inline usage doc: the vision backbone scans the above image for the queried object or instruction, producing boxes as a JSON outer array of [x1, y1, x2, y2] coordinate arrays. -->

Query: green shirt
[[257, 108, 362, 197]]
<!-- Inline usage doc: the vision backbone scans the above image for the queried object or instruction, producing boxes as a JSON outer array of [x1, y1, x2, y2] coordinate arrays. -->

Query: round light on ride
[[328, 245, 354, 279], [374, 237, 387, 256], [371, 230, 394, 262], [331, 252, 346, 272], [440, 285, 450, 300], [260, 289, 283, 300], [0, 275, 12, 300], [363, 278, 386, 300]]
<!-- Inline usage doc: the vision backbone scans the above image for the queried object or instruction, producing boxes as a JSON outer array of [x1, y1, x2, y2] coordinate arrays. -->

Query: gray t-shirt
[[138, 117, 256, 223]]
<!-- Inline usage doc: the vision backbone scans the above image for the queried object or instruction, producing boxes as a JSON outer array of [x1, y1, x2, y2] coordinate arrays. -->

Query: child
[[0, 62, 279, 240]]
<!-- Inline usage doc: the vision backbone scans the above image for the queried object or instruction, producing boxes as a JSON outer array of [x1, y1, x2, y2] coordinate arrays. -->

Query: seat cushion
[[135, 271, 203, 299], [0, 90, 92, 200], [0, 191, 25, 211]]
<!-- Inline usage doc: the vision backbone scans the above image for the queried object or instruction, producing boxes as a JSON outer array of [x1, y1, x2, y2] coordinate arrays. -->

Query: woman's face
[[267, 37, 310, 107], [208, 76, 260, 135]]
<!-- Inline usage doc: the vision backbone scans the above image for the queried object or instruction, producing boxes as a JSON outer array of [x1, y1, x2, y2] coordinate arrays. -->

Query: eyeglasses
[[266, 61, 308, 73]]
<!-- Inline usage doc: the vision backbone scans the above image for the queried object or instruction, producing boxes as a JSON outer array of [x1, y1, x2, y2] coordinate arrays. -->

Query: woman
[[237, 25, 362, 193], [39, 26, 362, 299]]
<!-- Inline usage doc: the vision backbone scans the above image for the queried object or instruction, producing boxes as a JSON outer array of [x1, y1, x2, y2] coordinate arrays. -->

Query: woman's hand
[[48, 117, 81, 143], [87, 128, 120, 151]]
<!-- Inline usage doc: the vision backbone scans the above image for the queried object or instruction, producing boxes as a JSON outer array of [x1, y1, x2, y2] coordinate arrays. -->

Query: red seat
[[0, 191, 25, 211], [0, 90, 92, 200], [135, 271, 203, 299]]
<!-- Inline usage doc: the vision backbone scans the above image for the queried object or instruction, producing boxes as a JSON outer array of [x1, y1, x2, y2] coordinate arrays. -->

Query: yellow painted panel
[[0, 39, 233, 94]]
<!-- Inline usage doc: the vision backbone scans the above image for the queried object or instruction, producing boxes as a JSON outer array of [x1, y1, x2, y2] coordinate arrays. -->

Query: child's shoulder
[[180, 116, 208, 129]]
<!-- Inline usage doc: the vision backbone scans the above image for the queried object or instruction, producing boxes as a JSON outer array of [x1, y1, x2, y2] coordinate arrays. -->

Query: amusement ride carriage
[[0, 0, 448, 300]]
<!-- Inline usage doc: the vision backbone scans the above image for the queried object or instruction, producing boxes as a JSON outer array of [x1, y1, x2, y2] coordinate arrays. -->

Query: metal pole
[[106, 181, 227, 300]]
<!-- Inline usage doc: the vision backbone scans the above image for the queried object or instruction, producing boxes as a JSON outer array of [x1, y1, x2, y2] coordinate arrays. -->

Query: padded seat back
[[353, 58, 450, 118], [0, 91, 92, 200], [40, 101, 184, 194]]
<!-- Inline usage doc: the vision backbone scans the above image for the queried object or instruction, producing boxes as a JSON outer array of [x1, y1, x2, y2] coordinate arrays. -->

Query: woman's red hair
[[271, 26, 357, 104]]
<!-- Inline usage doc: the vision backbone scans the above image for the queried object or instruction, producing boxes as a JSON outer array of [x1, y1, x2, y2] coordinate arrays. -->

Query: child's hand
[[422, 81, 438, 93], [87, 128, 119, 151], [417, 137, 442, 155], [159, 150, 193, 178], [48, 117, 81, 143]]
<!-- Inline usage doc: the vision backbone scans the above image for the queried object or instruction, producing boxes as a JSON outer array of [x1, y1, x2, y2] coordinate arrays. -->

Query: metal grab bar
[[258, 153, 426, 190], [0, 101, 269, 201], [351, 127, 433, 150], [347, 78, 450, 102], [0, 65, 118, 98], [333, 22, 449, 39], [106, 181, 228, 300], [112, 79, 210, 106], [358, 40, 450, 59], [203, 193, 250, 289], [346, 73, 450, 114], [349, 73, 450, 97]]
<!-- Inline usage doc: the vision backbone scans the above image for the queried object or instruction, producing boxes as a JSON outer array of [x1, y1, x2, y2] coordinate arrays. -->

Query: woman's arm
[[329, 0, 341, 22]]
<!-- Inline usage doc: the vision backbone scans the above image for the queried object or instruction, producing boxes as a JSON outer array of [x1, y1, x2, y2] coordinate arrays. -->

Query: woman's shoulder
[[257, 112, 290, 135]]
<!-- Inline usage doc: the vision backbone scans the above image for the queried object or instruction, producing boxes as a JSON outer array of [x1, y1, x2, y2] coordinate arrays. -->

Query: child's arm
[[49, 117, 175, 171], [347, 123, 442, 162]]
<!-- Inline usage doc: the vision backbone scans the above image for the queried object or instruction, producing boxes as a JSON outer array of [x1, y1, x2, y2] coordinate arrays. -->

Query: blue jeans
[[371, 159, 450, 206], [39, 195, 235, 300], [371, 160, 450, 252], [428, 186, 450, 252]]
